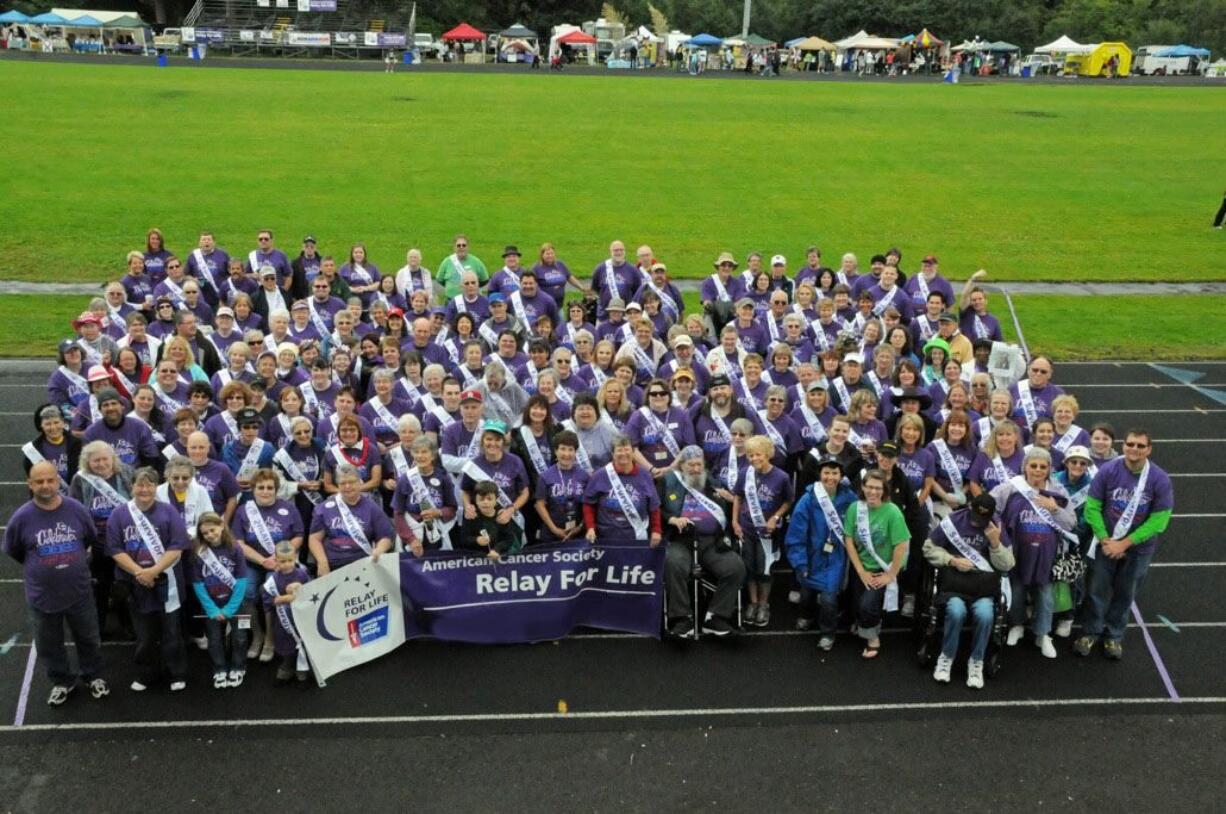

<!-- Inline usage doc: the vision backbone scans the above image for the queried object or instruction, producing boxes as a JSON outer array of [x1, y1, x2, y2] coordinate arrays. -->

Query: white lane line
[[1079, 409, 1226, 414], [1063, 383, 1226, 388], [1150, 562, 1226, 568], [1169, 473, 1226, 478], [2, 696, 1223, 733], [1172, 513, 1226, 518]]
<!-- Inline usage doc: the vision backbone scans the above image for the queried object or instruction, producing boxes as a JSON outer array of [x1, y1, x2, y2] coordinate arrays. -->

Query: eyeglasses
[[1030, 367, 1052, 374], [167, 263, 181, 269], [766, 397, 786, 403], [1124, 442, 1149, 449], [258, 237, 271, 242], [648, 391, 668, 397], [455, 243, 468, 249]]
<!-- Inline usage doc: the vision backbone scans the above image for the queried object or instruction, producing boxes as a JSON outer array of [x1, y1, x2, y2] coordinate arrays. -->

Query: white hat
[[843, 352, 864, 365], [1063, 445, 1093, 463], [771, 254, 787, 266]]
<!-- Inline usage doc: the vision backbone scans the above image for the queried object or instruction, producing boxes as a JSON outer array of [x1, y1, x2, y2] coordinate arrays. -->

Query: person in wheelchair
[[922, 493, 1013, 689], [661, 446, 744, 638], [784, 455, 857, 651]]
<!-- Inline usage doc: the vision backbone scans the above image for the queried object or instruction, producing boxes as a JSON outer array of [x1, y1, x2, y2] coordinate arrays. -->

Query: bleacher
[[182, 0, 412, 51]]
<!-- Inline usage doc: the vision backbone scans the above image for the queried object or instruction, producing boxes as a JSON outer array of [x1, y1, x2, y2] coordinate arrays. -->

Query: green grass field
[[0, 59, 1223, 358]]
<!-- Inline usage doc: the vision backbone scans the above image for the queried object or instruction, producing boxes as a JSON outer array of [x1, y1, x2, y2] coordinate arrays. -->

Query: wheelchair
[[663, 537, 743, 641], [914, 564, 1008, 678]]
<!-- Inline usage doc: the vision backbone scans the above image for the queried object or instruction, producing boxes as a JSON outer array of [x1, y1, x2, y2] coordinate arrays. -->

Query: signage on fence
[[240, 29, 255, 42], [287, 31, 332, 46], [298, 0, 337, 10], [334, 31, 357, 45], [378, 33, 406, 47]]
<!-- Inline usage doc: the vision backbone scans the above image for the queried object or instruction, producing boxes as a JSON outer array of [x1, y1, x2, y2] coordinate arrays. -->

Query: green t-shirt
[[437, 254, 489, 299], [843, 501, 909, 572]]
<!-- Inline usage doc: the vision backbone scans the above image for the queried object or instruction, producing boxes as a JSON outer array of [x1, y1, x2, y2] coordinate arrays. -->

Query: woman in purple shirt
[[143, 228, 174, 286]]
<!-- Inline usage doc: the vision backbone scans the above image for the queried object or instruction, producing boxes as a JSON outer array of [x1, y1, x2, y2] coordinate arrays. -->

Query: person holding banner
[[106, 467, 190, 692], [1076, 429, 1173, 661], [392, 436, 457, 555], [785, 455, 857, 650], [264, 541, 312, 684], [843, 469, 910, 660], [459, 481, 524, 560], [190, 512, 251, 689], [731, 435, 793, 628], [661, 446, 742, 638], [922, 493, 1013, 688], [308, 463, 394, 576], [582, 434, 662, 546], [534, 430, 589, 545], [991, 447, 1075, 659]]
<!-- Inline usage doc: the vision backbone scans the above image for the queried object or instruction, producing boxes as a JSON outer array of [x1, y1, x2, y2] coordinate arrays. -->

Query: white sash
[[452, 294, 469, 315], [939, 515, 1011, 609], [644, 279, 680, 320], [630, 342, 656, 376], [932, 439, 965, 493], [562, 420, 594, 473], [58, 365, 90, 399], [872, 287, 898, 316], [154, 385, 183, 413], [221, 410, 239, 441], [605, 463, 647, 540], [243, 501, 278, 555], [710, 274, 731, 302], [1054, 425, 1081, 453], [301, 383, 321, 416], [307, 297, 330, 337], [991, 454, 1011, 485], [973, 313, 989, 340], [162, 442, 179, 461], [854, 501, 898, 611], [1009, 475, 1079, 545], [766, 313, 781, 342], [192, 249, 219, 292], [977, 417, 994, 448], [405, 466, 449, 548], [334, 498, 373, 555], [832, 378, 852, 411], [756, 410, 786, 450], [678, 476, 725, 527], [588, 365, 609, 389], [813, 486, 846, 547], [447, 254, 466, 285], [519, 426, 549, 474], [522, 360, 541, 388], [127, 500, 180, 613], [745, 467, 780, 571], [813, 323, 832, 351], [22, 442, 68, 491], [603, 260, 621, 301], [1089, 461, 1150, 559], [1017, 380, 1039, 430], [799, 403, 828, 443], [866, 371, 885, 398], [461, 460, 523, 528], [916, 273, 930, 302], [199, 545, 237, 590], [237, 438, 267, 482], [265, 574, 310, 672], [369, 397, 399, 434], [919, 318, 936, 342], [274, 413, 295, 447], [274, 448, 321, 505], [107, 302, 128, 331], [847, 426, 867, 449], [477, 321, 501, 349], [80, 472, 124, 506], [248, 250, 262, 276], [76, 339, 102, 367], [486, 389, 512, 420], [508, 289, 531, 327], [86, 395, 102, 424], [387, 445, 410, 480], [638, 406, 681, 459]]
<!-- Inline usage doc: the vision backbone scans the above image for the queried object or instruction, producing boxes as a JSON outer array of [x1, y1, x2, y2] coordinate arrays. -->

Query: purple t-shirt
[[1009, 381, 1066, 425], [968, 449, 1025, 492], [732, 321, 770, 357], [734, 466, 794, 534], [582, 464, 660, 542], [591, 260, 642, 319], [82, 417, 158, 467], [444, 294, 491, 327], [517, 291, 560, 328], [927, 440, 977, 493], [927, 509, 1008, 561], [459, 453, 530, 506], [625, 406, 697, 467], [245, 248, 293, 288], [904, 273, 956, 309], [1087, 458, 1175, 555], [263, 564, 310, 656], [699, 274, 748, 304], [192, 459, 242, 513], [896, 447, 936, 493], [391, 466, 457, 517], [190, 542, 248, 605], [3, 498, 96, 613], [358, 396, 414, 446], [532, 261, 574, 306], [105, 500, 190, 613], [309, 495, 395, 567], [999, 488, 1066, 586], [534, 464, 590, 544], [230, 499, 305, 556]]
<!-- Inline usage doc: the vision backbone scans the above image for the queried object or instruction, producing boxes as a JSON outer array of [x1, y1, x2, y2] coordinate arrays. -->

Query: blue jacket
[[784, 483, 857, 593]]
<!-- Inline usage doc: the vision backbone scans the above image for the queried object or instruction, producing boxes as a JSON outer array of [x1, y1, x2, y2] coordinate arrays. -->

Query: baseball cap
[[1063, 445, 1093, 464], [922, 254, 938, 264], [877, 440, 900, 457], [709, 374, 732, 389], [649, 262, 667, 273], [938, 311, 958, 324], [806, 379, 829, 393], [86, 365, 110, 383], [968, 493, 996, 527], [735, 297, 755, 311], [489, 293, 506, 304], [58, 339, 78, 355], [817, 455, 844, 472], [460, 389, 483, 403], [482, 419, 508, 436], [771, 254, 787, 267], [625, 301, 643, 312], [672, 334, 694, 348], [237, 407, 262, 426], [291, 300, 308, 310], [95, 387, 122, 406], [303, 235, 317, 244], [216, 306, 235, 318], [259, 265, 277, 278], [671, 367, 695, 382], [387, 307, 405, 318], [843, 352, 864, 366]]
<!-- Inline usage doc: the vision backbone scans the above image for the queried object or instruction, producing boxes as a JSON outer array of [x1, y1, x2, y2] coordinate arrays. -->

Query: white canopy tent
[[1034, 35, 1092, 55]]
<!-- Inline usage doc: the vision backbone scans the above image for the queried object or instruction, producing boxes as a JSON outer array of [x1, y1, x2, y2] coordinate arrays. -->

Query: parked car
[[414, 32, 440, 58]]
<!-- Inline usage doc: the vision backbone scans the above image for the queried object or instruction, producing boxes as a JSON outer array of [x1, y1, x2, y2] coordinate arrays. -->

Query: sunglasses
[[258, 236, 271, 242], [766, 397, 786, 403], [1124, 442, 1149, 449], [167, 263, 181, 269], [455, 243, 468, 248], [648, 391, 668, 397]]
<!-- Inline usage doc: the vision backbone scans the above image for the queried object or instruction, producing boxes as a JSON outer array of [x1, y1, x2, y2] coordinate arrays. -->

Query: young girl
[[191, 512, 250, 689], [264, 541, 312, 684]]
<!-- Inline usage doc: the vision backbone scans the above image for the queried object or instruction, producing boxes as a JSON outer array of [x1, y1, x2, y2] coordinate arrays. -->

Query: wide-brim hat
[[713, 252, 738, 269]]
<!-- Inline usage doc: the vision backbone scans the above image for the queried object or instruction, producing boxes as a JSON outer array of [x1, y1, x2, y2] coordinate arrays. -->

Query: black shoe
[[701, 616, 735, 637], [668, 617, 695, 638]]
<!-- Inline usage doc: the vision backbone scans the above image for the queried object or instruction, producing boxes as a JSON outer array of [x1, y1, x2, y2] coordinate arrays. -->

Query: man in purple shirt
[[244, 229, 294, 292], [83, 389, 160, 469], [487, 245, 525, 298], [1009, 355, 1065, 427], [5, 462, 109, 705], [186, 231, 231, 309], [514, 270, 560, 327], [867, 265, 913, 324], [444, 270, 492, 326], [850, 255, 886, 300], [700, 252, 748, 334], [904, 254, 956, 310], [959, 270, 1006, 343], [592, 240, 642, 320]]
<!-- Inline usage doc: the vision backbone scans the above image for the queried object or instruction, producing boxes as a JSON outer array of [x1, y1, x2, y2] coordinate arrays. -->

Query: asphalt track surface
[[0, 358, 1223, 812]]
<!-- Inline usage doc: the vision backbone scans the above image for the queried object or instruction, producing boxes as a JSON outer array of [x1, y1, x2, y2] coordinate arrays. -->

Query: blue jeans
[[30, 595, 104, 684], [1082, 547, 1155, 642], [1009, 578, 1054, 636], [204, 602, 252, 673], [856, 583, 886, 641], [799, 587, 840, 636], [942, 596, 995, 661]]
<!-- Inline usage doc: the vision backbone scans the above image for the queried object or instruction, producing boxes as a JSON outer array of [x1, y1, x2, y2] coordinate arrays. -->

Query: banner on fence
[[291, 542, 663, 684], [287, 31, 332, 46], [297, 0, 337, 10]]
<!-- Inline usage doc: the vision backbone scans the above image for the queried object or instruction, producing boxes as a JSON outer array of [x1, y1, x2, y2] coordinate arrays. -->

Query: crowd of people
[[5, 228, 1174, 704]]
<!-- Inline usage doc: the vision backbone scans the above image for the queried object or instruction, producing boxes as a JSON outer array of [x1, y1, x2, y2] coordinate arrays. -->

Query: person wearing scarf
[[322, 415, 382, 495]]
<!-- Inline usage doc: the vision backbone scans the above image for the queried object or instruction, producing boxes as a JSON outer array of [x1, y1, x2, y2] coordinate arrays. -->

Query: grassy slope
[[6, 291, 1223, 359], [0, 61, 1223, 285]]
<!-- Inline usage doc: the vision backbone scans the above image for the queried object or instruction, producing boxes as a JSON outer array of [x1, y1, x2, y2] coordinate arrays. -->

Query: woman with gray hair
[[308, 462, 396, 576], [990, 445, 1076, 659], [478, 359, 529, 428], [70, 439, 134, 637], [392, 435, 457, 555]]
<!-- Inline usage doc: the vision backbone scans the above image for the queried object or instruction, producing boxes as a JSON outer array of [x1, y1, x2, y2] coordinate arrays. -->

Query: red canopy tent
[[442, 23, 487, 41], [557, 30, 597, 45]]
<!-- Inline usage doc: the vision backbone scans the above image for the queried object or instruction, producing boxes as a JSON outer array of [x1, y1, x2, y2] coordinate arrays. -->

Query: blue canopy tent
[[784, 36, 805, 48], [1154, 45, 1210, 58], [687, 33, 722, 48], [68, 14, 105, 26], [0, 10, 31, 22], [29, 12, 68, 24]]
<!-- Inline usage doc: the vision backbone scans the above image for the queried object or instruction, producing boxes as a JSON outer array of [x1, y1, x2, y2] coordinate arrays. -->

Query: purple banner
[[400, 541, 664, 643]]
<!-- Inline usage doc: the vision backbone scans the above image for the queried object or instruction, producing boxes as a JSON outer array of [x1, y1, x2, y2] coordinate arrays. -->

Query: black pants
[[130, 600, 187, 684], [1214, 195, 1226, 227], [665, 537, 745, 621]]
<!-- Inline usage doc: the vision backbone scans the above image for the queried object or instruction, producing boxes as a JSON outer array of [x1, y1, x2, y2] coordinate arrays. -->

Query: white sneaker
[[246, 632, 263, 660], [169, 680, 187, 692], [1006, 625, 1025, 646], [129, 680, 147, 693], [933, 654, 953, 683], [787, 590, 801, 605], [259, 639, 276, 663], [966, 659, 985, 689], [192, 635, 209, 651], [1038, 635, 1057, 659], [1055, 619, 1074, 638], [213, 672, 228, 690]]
